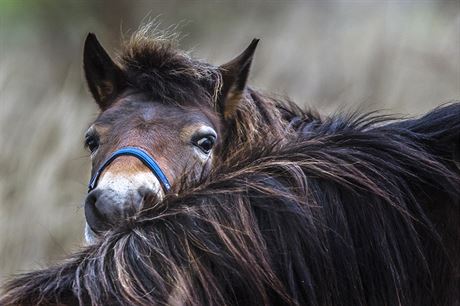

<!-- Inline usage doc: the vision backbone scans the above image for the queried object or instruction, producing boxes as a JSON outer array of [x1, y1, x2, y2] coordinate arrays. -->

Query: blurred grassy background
[[0, 0, 459, 281]]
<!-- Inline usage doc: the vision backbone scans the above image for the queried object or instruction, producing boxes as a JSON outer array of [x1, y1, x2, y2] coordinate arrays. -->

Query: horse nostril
[[84, 189, 145, 234], [85, 189, 119, 233], [137, 186, 160, 208]]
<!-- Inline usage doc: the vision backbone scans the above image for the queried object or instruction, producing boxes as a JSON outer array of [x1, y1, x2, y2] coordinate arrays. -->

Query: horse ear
[[217, 39, 259, 120], [83, 33, 125, 110]]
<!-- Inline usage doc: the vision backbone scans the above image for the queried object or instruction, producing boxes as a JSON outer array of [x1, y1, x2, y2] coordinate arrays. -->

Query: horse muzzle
[[84, 147, 170, 239]]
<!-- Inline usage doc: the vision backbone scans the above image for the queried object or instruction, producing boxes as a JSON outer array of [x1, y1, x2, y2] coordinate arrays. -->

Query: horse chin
[[84, 223, 98, 245]]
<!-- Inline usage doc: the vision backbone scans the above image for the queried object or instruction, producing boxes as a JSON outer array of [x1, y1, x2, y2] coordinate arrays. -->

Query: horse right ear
[[217, 39, 259, 120], [83, 33, 125, 110]]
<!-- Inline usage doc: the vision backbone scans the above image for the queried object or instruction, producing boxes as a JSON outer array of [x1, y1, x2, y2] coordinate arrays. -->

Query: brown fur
[[2, 27, 460, 305]]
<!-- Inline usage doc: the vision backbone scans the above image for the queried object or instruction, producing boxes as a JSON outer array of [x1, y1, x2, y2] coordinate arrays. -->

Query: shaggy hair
[[2, 102, 460, 306], [115, 27, 287, 155], [117, 27, 222, 106], [2, 28, 459, 305]]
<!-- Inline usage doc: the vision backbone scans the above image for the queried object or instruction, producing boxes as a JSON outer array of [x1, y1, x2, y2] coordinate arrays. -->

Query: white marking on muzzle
[[96, 170, 163, 199], [84, 170, 163, 244]]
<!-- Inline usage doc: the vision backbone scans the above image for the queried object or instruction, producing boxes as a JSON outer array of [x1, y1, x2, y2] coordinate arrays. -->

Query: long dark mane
[[2, 29, 460, 305], [2, 100, 460, 305]]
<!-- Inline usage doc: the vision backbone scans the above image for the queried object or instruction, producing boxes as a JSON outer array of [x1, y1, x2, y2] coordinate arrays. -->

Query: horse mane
[[2, 103, 459, 306]]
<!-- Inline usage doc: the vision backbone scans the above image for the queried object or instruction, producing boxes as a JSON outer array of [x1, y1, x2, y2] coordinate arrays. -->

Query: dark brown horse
[[1, 27, 460, 305], [80, 30, 286, 242]]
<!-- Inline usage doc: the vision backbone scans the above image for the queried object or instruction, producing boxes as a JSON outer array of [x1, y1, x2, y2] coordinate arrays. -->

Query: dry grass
[[0, 0, 459, 282]]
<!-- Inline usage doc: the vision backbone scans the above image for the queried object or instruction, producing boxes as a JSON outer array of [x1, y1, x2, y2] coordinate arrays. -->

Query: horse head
[[82, 32, 280, 241]]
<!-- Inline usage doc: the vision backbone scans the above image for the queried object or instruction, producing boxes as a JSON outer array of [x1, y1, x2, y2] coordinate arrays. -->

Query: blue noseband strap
[[88, 147, 171, 192]]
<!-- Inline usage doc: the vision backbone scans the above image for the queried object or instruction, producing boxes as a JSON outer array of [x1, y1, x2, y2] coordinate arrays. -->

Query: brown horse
[[81, 30, 286, 242], [1, 27, 460, 305]]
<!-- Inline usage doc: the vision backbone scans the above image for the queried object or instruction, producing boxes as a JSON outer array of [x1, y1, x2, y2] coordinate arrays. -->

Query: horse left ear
[[217, 39, 259, 120], [83, 33, 126, 110]]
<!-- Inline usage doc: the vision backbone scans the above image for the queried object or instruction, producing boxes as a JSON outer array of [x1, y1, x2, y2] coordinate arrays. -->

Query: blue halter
[[88, 147, 171, 192]]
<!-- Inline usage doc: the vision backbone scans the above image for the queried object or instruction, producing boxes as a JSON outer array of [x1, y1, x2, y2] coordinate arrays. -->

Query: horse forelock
[[116, 25, 222, 108]]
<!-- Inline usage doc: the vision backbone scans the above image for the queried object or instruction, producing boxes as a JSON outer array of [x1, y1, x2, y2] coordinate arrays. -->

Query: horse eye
[[85, 136, 99, 153], [194, 135, 216, 154]]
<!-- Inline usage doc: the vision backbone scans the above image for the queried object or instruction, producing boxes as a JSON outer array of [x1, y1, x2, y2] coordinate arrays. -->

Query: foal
[[81, 32, 285, 241], [1, 28, 459, 306]]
